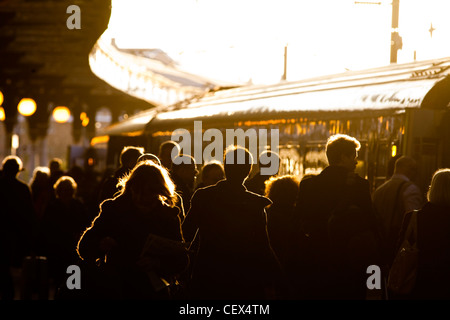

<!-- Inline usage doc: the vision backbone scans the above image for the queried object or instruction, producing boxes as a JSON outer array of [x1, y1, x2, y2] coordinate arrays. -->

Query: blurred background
[[0, 0, 449, 181]]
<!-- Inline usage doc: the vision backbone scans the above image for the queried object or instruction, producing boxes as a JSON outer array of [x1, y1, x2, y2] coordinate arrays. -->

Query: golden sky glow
[[106, 0, 450, 85]]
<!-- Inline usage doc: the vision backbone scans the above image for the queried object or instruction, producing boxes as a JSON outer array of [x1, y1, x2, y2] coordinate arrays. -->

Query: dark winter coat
[[77, 195, 189, 299], [182, 180, 281, 300], [295, 165, 381, 299], [400, 202, 450, 300]]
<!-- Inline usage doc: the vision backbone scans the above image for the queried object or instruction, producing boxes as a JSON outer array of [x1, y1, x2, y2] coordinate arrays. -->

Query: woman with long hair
[[76, 160, 189, 299]]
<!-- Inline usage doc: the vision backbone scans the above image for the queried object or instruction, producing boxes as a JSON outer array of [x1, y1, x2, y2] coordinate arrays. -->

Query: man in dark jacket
[[182, 146, 281, 300], [294, 134, 381, 300]]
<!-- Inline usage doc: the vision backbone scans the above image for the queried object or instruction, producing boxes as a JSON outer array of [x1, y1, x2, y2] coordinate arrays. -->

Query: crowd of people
[[1, 133, 450, 300]]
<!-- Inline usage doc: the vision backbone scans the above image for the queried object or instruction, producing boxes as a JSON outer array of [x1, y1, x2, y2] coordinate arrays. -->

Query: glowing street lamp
[[52, 106, 71, 123], [18, 98, 37, 116], [80, 111, 89, 127], [0, 91, 4, 106], [0, 107, 5, 121]]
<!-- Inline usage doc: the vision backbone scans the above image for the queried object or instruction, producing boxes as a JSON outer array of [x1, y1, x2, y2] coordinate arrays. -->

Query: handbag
[[387, 210, 418, 295]]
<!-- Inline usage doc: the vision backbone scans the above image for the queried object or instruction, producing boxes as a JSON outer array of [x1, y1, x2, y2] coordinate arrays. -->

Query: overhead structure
[[0, 0, 154, 147], [89, 36, 239, 107]]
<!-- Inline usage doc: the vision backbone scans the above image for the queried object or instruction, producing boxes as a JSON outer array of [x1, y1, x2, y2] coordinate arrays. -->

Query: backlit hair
[[264, 175, 299, 206], [117, 160, 177, 207], [427, 168, 450, 207], [54, 175, 77, 198], [223, 145, 253, 183], [119, 146, 144, 167], [325, 134, 361, 165]]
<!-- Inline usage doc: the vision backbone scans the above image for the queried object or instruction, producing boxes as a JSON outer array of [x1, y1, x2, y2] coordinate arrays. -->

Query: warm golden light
[[80, 112, 89, 127], [391, 145, 397, 158], [18, 98, 37, 116], [53, 106, 71, 123], [81, 117, 90, 127], [0, 107, 5, 121], [0, 91, 4, 106]]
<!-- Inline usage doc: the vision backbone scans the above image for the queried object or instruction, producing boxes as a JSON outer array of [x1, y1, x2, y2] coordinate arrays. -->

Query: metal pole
[[390, 0, 400, 63], [282, 45, 287, 81]]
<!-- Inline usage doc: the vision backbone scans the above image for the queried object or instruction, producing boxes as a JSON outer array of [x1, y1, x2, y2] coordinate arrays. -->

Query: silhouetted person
[[29, 166, 52, 222], [295, 134, 381, 299], [39, 176, 90, 289], [48, 158, 64, 188], [158, 140, 181, 172], [195, 160, 225, 189], [264, 175, 299, 273], [98, 146, 144, 203], [138, 153, 161, 166], [372, 156, 424, 269], [77, 161, 189, 299], [397, 168, 450, 299], [245, 150, 280, 195], [171, 154, 199, 215], [0, 156, 35, 300], [182, 146, 281, 300]]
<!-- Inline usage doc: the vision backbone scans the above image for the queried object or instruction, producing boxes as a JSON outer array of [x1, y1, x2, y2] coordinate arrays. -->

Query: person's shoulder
[[98, 197, 117, 212], [299, 173, 320, 191], [245, 189, 272, 207], [192, 183, 215, 196], [403, 181, 421, 192]]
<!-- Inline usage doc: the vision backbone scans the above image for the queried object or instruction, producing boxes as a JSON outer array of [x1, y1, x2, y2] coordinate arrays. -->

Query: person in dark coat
[[0, 155, 35, 300], [294, 134, 381, 300], [48, 158, 64, 190], [264, 175, 299, 272], [29, 166, 52, 222], [39, 176, 91, 287], [182, 146, 282, 300], [77, 160, 189, 299], [171, 154, 199, 217], [397, 168, 450, 300], [372, 156, 424, 270]]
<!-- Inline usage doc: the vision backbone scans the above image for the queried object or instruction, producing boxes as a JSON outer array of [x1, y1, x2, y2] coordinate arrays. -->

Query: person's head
[[427, 168, 450, 207], [200, 160, 225, 187], [30, 166, 50, 185], [119, 146, 144, 169], [325, 134, 361, 171], [158, 140, 181, 170], [223, 146, 253, 184], [137, 153, 161, 166], [117, 160, 177, 208], [54, 176, 77, 202], [258, 150, 280, 176], [2, 155, 23, 178], [394, 156, 418, 181], [264, 175, 299, 207], [49, 158, 63, 174], [172, 154, 199, 188]]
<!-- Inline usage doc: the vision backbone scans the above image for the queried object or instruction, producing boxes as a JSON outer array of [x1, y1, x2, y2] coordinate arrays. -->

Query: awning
[[149, 57, 450, 126]]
